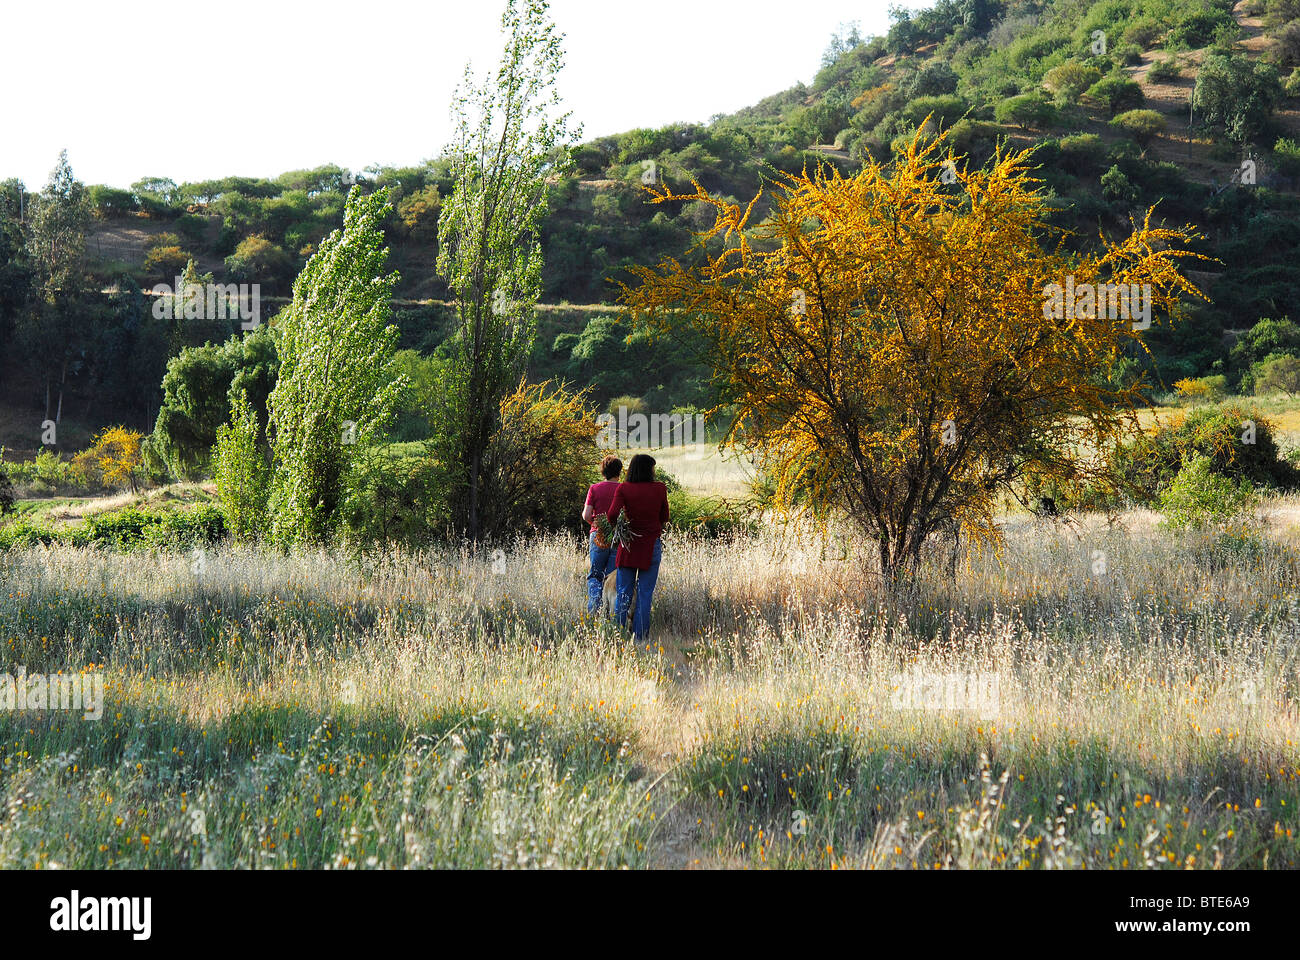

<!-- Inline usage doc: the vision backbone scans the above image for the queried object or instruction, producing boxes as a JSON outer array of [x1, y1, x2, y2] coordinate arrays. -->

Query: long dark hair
[[625, 453, 656, 483]]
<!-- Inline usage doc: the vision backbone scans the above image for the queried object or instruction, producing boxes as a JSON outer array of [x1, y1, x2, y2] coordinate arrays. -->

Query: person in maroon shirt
[[581, 455, 623, 614], [605, 453, 670, 641]]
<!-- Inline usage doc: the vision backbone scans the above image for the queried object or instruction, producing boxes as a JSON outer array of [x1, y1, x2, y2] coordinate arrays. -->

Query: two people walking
[[582, 453, 669, 642]]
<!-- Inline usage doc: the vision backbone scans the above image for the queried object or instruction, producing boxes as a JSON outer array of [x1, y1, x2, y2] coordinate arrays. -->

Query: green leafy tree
[[1251, 353, 1300, 396], [21, 151, 93, 426], [1194, 55, 1282, 144], [213, 389, 270, 542], [433, 0, 579, 538], [266, 186, 405, 545], [150, 327, 278, 479]]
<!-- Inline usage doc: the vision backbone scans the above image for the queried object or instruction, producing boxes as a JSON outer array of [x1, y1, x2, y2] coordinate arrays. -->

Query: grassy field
[[2, 489, 1299, 869]]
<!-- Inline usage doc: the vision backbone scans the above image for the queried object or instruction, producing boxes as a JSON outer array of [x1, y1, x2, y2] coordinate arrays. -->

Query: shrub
[[1115, 405, 1299, 503], [224, 235, 294, 289], [1111, 109, 1167, 145], [667, 489, 753, 538], [1166, 11, 1233, 49], [1250, 353, 1300, 395], [1147, 58, 1183, 83], [1174, 375, 1227, 403], [1122, 18, 1163, 49], [341, 443, 446, 550], [995, 93, 1056, 130], [143, 245, 193, 284], [1100, 164, 1140, 205], [0, 464, 13, 515], [1085, 76, 1145, 115], [1286, 67, 1300, 98], [88, 185, 138, 219], [1042, 62, 1103, 102], [1194, 54, 1282, 144], [1056, 133, 1106, 174], [1158, 456, 1258, 530], [482, 379, 602, 537], [78, 426, 144, 493], [1273, 137, 1300, 177]]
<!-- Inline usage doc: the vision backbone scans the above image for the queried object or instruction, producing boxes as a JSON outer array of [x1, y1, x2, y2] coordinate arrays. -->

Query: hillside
[[2, 0, 1299, 449]]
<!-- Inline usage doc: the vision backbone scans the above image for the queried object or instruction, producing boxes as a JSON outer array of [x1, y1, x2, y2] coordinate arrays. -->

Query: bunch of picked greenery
[[593, 507, 639, 550]]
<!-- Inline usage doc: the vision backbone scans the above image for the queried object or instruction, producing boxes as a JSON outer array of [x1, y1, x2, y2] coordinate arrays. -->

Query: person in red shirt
[[581, 455, 623, 614], [606, 453, 670, 641]]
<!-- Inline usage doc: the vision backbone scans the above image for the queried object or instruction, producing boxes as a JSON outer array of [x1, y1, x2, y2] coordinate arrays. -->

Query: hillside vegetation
[[2, 0, 1299, 445]]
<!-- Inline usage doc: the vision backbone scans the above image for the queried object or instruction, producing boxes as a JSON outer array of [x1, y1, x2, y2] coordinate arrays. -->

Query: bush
[[0, 464, 13, 515], [1100, 164, 1140, 205], [481, 380, 602, 538], [1111, 109, 1167, 145], [995, 93, 1057, 130], [1158, 456, 1258, 530], [1273, 137, 1300, 177], [88, 185, 138, 219], [1042, 62, 1103, 102], [1115, 405, 1299, 503], [213, 390, 270, 542], [1056, 133, 1106, 174], [1250, 353, 1300, 395], [143, 245, 193, 284], [667, 489, 753, 538], [1085, 76, 1145, 115], [1286, 67, 1300, 98], [65, 506, 227, 550], [224, 235, 294, 290], [1166, 11, 1234, 50], [1174, 375, 1227, 403], [1147, 58, 1183, 83], [1122, 18, 1163, 49], [1194, 54, 1282, 144], [341, 443, 446, 550]]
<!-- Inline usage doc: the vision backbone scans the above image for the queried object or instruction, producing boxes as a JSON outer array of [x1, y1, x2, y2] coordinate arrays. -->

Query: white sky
[[1, 0, 907, 189]]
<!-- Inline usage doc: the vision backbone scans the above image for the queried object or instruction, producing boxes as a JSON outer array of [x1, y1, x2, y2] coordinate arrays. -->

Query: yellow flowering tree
[[79, 426, 144, 493], [620, 126, 1208, 576]]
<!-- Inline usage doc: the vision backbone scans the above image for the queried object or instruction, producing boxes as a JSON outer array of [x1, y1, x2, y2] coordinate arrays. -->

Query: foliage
[[994, 93, 1056, 129], [340, 443, 446, 550], [621, 126, 1207, 575], [266, 187, 405, 546], [1111, 109, 1167, 145], [150, 328, 278, 479], [78, 426, 144, 493], [432, 0, 578, 539], [480, 378, 601, 537], [213, 390, 270, 543], [1250, 353, 1300, 395], [1085, 76, 1145, 115], [1193, 54, 1282, 143], [1115, 405, 1298, 502], [1042, 62, 1103, 103], [1158, 455, 1258, 530]]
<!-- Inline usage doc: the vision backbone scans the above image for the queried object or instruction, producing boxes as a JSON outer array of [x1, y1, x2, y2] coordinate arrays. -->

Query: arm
[[582, 502, 595, 525], [660, 486, 670, 525]]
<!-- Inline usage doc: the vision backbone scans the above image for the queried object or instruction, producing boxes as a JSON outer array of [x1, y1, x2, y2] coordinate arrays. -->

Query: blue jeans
[[615, 539, 662, 641], [587, 530, 618, 614]]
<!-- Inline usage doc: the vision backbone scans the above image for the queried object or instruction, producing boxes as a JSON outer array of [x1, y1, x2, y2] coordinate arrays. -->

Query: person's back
[[606, 454, 670, 642], [608, 480, 668, 569], [584, 479, 621, 533]]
